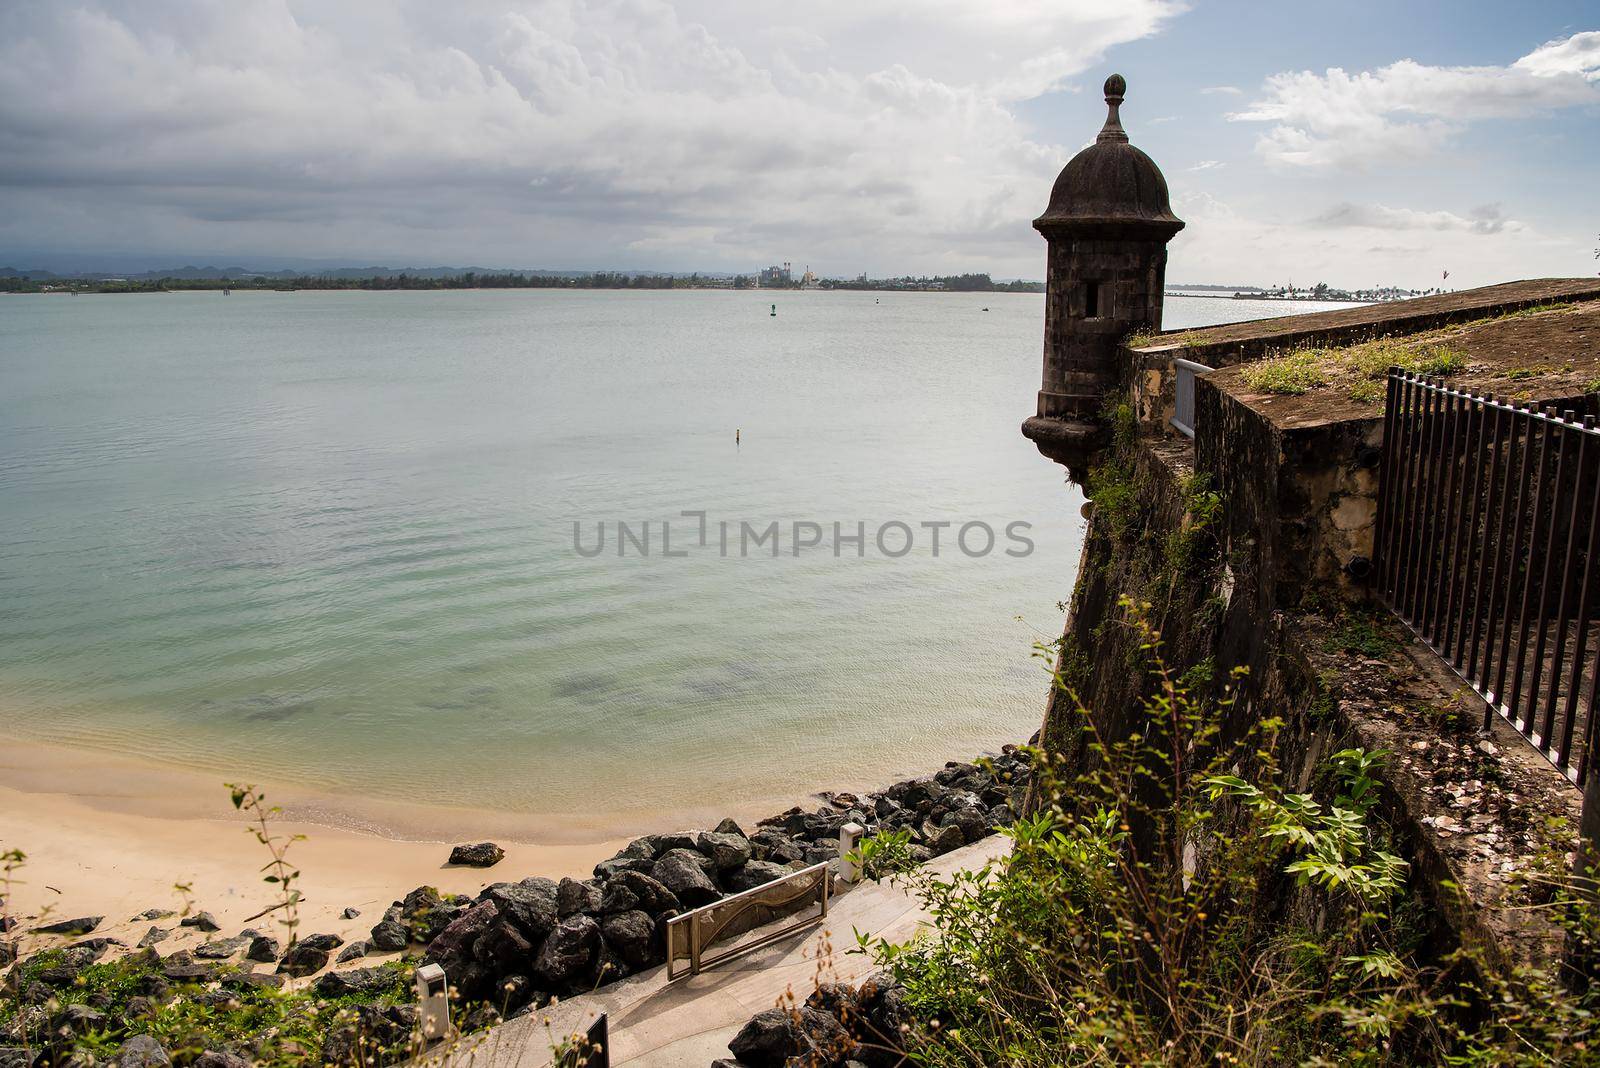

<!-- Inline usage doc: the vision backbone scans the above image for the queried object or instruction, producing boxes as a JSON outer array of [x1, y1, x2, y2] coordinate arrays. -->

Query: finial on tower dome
[[1098, 73, 1129, 144]]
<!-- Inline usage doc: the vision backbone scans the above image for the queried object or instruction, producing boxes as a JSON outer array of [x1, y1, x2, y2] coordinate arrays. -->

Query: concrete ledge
[[1289, 613, 1583, 974], [1142, 278, 1600, 367]]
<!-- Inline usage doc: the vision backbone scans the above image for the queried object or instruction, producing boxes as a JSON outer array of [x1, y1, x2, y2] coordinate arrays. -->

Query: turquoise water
[[0, 289, 1342, 821]]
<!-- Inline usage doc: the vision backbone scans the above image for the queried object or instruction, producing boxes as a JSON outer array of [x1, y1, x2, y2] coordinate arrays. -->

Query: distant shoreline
[[6, 286, 1382, 302], [1167, 291, 1372, 304], [2, 273, 1044, 296]]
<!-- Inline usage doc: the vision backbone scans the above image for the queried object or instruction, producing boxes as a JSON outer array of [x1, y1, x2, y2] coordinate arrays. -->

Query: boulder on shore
[[482, 878, 559, 942], [650, 849, 720, 908], [276, 942, 331, 978], [697, 831, 753, 871], [448, 842, 506, 868], [727, 1006, 851, 1068], [246, 935, 281, 962], [533, 914, 599, 987]]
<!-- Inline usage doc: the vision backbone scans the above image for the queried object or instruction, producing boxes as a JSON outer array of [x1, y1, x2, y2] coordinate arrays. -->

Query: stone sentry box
[[1021, 74, 1184, 477]]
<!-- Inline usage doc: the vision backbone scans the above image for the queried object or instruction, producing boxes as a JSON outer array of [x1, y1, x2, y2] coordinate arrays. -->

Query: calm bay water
[[0, 289, 1345, 823]]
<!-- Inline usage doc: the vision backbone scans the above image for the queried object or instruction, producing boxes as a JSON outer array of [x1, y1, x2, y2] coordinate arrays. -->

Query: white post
[[839, 821, 866, 883], [415, 963, 452, 1044]]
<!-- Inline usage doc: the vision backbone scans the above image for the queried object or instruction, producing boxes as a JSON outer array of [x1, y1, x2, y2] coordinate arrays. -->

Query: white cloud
[[1187, 159, 1224, 171], [0, 0, 1183, 272], [1231, 31, 1600, 168], [1514, 30, 1600, 79], [1311, 202, 1520, 235], [1200, 85, 1241, 95], [1165, 191, 1580, 290]]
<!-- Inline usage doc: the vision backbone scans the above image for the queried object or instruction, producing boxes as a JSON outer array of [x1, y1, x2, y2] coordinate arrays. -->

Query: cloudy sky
[[1, 1, 1596, 287]]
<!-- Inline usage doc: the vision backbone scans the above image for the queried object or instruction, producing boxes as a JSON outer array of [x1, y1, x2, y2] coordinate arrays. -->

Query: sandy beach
[[0, 735, 814, 953]]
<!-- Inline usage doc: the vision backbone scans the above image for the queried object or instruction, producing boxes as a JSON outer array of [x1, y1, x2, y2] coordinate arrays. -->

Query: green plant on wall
[[851, 611, 1600, 1066]]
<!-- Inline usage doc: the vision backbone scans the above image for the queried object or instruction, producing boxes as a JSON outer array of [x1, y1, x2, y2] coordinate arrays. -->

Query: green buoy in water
[[770, 303, 776, 317]]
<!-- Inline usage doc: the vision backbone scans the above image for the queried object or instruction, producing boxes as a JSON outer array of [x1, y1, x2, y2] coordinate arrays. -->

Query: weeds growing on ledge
[[855, 606, 1600, 1066], [1242, 337, 1466, 403]]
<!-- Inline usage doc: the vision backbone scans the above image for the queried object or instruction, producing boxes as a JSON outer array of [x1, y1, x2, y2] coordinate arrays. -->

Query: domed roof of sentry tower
[[1034, 74, 1185, 239]]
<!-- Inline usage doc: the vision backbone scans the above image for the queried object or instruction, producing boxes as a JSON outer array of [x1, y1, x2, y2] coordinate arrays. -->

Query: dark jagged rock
[[802, 844, 836, 866], [423, 900, 500, 985], [336, 941, 370, 963], [599, 909, 656, 969], [246, 935, 281, 962], [313, 967, 391, 998], [651, 849, 720, 907], [369, 909, 409, 951], [57, 1004, 105, 1033], [220, 971, 285, 992], [297, 932, 344, 952], [109, 1035, 170, 1067], [557, 877, 602, 917], [448, 842, 505, 868], [193, 936, 250, 960], [33, 916, 102, 936], [943, 806, 988, 844], [713, 817, 746, 837], [0, 941, 14, 967], [726, 861, 791, 893], [275, 942, 332, 978], [341, 907, 361, 919], [854, 972, 913, 1065], [591, 937, 629, 986], [137, 926, 171, 949], [180, 911, 221, 932], [472, 920, 534, 974], [533, 914, 599, 986], [749, 829, 805, 865], [727, 1006, 851, 1068], [482, 878, 559, 942], [192, 1052, 252, 1068], [652, 831, 700, 854], [495, 973, 539, 1013], [697, 831, 753, 871], [922, 821, 964, 856], [65, 939, 114, 963], [592, 837, 657, 880], [600, 870, 679, 916], [399, 886, 467, 942], [134, 908, 174, 921], [806, 981, 859, 1017]]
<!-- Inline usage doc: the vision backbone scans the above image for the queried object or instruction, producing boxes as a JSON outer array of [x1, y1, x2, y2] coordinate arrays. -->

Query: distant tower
[[1022, 74, 1184, 474]]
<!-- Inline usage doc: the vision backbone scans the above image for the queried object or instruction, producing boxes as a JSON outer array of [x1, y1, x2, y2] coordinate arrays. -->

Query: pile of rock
[[398, 749, 1028, 1018], [714, 972, 913, 1068]]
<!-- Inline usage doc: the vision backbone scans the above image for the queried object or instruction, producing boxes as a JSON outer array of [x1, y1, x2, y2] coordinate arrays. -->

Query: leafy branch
[[225, 783, 306, 945]]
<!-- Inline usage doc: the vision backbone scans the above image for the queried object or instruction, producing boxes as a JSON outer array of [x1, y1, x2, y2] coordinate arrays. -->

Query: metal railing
[[664, 862, 830, 980], [1375, 370, 1600, 785], [1171, 358, 1210, 439]]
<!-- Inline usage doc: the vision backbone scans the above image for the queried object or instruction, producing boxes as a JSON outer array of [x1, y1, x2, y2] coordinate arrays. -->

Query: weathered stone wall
[[1193, 378, 1384, 606], [1036, 238, 1169, 421], [1033, 379, 1579, 975]]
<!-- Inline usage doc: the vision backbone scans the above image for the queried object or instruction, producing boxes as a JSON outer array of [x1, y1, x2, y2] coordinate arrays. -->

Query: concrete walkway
[[455, 835, 1008, 1068]]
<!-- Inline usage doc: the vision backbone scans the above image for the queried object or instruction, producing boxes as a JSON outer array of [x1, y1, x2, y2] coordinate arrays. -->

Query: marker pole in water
[[770, 303, 776, 317], [735, 428, 741, 445]]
